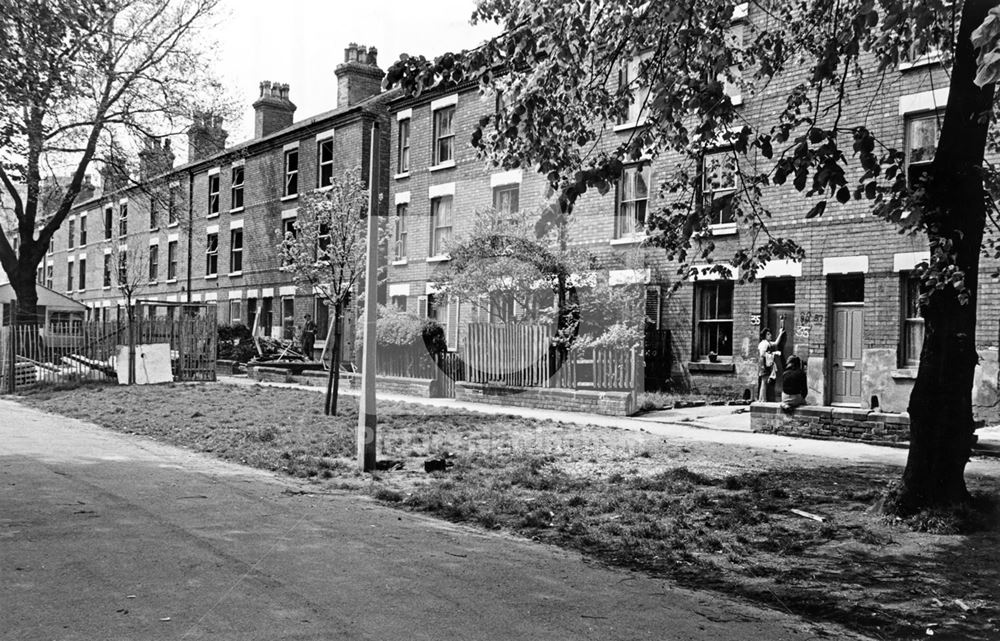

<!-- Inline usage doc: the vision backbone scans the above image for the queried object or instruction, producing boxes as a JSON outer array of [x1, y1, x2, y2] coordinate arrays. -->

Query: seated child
[[780, 355, 807, 410]]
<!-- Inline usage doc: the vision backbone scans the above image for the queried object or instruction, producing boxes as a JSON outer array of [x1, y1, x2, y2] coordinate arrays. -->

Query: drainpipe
[[186, 169, 194, 304]]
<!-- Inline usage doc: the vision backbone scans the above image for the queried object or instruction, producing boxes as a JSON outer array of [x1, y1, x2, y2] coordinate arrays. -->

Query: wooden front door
[[830, 304, 863, 405]]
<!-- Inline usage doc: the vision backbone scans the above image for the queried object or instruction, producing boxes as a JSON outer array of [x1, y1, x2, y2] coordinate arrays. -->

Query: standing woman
[[757, 317, 787, 402]]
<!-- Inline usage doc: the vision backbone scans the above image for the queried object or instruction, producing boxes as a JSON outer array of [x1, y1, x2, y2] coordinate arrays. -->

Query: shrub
[[217, 323, 256, 362]]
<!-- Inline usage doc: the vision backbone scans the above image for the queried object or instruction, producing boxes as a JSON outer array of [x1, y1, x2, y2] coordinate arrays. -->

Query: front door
[[830, 304, 863, 405]]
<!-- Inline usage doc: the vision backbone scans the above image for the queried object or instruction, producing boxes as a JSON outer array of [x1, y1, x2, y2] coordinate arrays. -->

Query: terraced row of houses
[[9, 5, 1000, 419]]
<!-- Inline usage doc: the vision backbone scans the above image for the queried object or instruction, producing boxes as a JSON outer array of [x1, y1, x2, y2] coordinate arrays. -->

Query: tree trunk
[[127, 303, 136, 385], [10, 268, 40, 324], [897, 0, 995, 513], [325, 302, 343, 416]]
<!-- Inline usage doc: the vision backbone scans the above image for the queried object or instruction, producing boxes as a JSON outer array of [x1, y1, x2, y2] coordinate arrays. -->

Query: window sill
[[206, 213, 219, 219], [613, 120, 649, 133], [102, 286, 111, 291], [228, 271, 243, 278], [394, 172, 411, 180], [315, 184, 333, 193], [426, 255, 451, 263], [610, 235, 646, 246], [891, 368, 919, 380], [149, 227, 159, 233], [899, 54, 943, 71], [230, 206, 244, 214], [148, 281, 158, 286], [391, 259, 408, 266], [708, 223, 738, 236], [166, 279, 177, 284], [204, 274, 218, 280], [76, 289, 85, 294], [429, 160, 456, 172], [687, 361, 736, 373], [281, 194, 298, 202], [78, 243, 87, 248], [167, 222, 179, 229]]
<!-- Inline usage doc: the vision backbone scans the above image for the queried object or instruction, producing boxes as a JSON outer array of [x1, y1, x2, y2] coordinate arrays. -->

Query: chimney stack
[[138, 137, 175, 179], [79, 174, 96, 202], [187, 111, 228, 163], [252, 80, 296, 138], [99, 156, 130, 193], [335, 43, 384, 108]]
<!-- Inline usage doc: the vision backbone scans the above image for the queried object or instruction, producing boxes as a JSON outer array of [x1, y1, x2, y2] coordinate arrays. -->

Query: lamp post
[[357, 121, 380, 472]]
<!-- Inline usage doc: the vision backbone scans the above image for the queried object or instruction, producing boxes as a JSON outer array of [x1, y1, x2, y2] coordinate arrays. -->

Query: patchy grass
[[19, 381, 1000, 640]]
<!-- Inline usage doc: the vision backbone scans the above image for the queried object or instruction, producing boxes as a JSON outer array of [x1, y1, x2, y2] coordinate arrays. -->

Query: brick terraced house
[[39, 44, 392, 363], [383, 4, 1000, 421]]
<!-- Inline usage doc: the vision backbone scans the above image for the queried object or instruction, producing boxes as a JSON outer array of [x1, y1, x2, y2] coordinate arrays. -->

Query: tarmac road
[[0, 399, 872, 641]]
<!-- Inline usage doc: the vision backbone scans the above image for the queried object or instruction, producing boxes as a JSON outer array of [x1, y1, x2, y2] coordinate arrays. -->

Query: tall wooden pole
[[357, 121, 380, 472]]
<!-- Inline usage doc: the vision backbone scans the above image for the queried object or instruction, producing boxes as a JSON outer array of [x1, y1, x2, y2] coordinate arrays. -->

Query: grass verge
[[18, 381, 1000, 640]]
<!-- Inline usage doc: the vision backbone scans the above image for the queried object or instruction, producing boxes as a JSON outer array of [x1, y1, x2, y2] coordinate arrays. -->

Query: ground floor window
[[694, 281, 733, 360], [901, 272, 924, 367]]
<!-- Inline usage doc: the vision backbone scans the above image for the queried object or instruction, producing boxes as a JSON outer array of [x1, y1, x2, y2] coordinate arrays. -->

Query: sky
[[214, 0, 499, 145]]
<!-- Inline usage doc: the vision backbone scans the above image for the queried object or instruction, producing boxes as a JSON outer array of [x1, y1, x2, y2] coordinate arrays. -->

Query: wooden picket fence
[[1, 316, 217, 392], [465, 323, 638, 391], [466, 323, 552, 388], [549, 345, 637, 391]]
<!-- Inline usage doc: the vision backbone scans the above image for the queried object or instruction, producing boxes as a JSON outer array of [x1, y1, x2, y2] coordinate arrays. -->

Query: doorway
[[829, 276, 864, 406], [762, 279, 795, 395]]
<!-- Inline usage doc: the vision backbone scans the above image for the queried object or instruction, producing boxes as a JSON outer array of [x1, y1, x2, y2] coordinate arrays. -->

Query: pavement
[[0, 399, 874, 641], [218, 375, 1000, 477]]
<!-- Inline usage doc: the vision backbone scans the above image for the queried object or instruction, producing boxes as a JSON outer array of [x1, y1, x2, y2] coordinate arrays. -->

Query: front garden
[[18, 381, 1000, 640]]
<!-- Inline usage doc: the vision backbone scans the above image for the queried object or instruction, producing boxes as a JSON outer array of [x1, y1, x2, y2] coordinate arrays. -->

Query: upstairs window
[[104, 206, 113, 240], [78, 258, 86, 290], [694, 281, 733, 360], [616, 58, 650, 126], [702, 151, 737, 226], [66, 261, 73, 291], [283, 148, 299, 197], [430, 196, 453, 257], [615, 164, 648, 238], [394, 203, 408, 261], [68, 220, 75, 249], [167, 240, 178, 281], [208, 173, 220, 216], [168, 185, 179, 226], [148, 244, 159, 282], [118, 202, 128, 238], [231, 166, 244, 210], [103, 254, 112, 287], [117, 249, 128, 284], [397, 118, 411, 173], [230, 228, 243, 273], [205, 232, 218, 276], [149, 192, 159, 230], [432, 106, 455, 165], [79, 215, 87, 246], [905, 111, 941, 187], [318, 139, 334, 188]]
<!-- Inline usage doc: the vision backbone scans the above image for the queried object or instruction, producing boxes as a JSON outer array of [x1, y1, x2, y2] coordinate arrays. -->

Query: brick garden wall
[[455, 382, 634, 416], [751, 402, 910, 444]]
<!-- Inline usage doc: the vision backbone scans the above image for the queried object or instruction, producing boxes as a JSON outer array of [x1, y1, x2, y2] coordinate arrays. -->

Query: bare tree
[[0, 0, 226, 322], [278, 168, 388, 416], [108, 237, 151, 384]]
